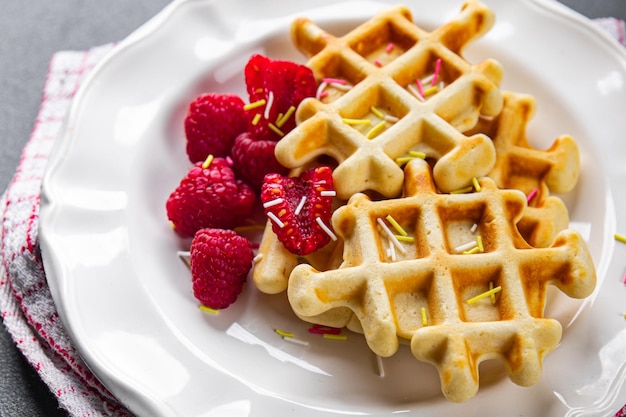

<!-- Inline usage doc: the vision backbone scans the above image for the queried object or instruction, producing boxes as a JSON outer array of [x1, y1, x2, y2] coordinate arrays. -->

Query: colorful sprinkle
[[527, 188, 538, 204], [201, 154, 214, 169], [366, 120, 387, 139], [275, 328, 294, 338], [470, 223, 479, 233], [423, 85, 439, 97], [407, 83, 425, 102], [322, 77, 347, 85], [316, 81, 328, 99], [386, 214, 407, 236], [294, 196, 307, 216], [268, 123, 285, 137], [343, 118, 372, 125], [395, 235, 414, 243], [308, 324, 342, 335], [267, 212, 285, 228], [374, 60, 383, 67], [251, 113, 262, 126], [409, 150, 427, 159], [467, 285, 502, 304], [264, 91, 274, 119], [263, 197, 284, 208], [253, 254, 263, 263], [421, 307, 428, 326], [316, 217, 338, 241], [320, 190, 336, 197], [451, 186, 474, 194], [370, 106, 385, 119], [432, 58, 442, 86], [472, 177, 481, 192], [385, 42, 395, 53], [476, 235, 484, 252], [489, 282, 496, 304], [416, 78, 425, 97], [199, 305, 219, 315], [283, 336, 310, 347], [177, 251, 191, 268], [395, 156, 414, 165], [376, 354, 385, 377], [243, 99, 266, 111], [323, 333, 348, 341], [377, 218, 406, 254], [455, 240, 478, 253], [276, 106, 296, 128]]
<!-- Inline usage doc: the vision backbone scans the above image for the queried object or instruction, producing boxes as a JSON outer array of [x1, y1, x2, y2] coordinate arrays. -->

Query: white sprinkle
[[264, 91, 274, 119], [455, 240, 477, 253], [387, 236, 397, 261], [267, 212, 284, 228], [407, 84, 425, 102], [283, 336, 310, 347], [294, 196, 307, 216], [177, 251, 191, 268], [470, 223, 478, 233], [320, 190, 336, 197], [263, 197, 284, 208], [384, 114, 400, 123], [316, 217, 338, 241], [376, 218, 406, 254], [330, 82, 353, 91], [376, 355, 385, 377], [103, 401, 113, 416], [479, 114, 494, 121], [421, 73, 434, 85], [253, 253, 264, 263], [316, 81, 328, 100]]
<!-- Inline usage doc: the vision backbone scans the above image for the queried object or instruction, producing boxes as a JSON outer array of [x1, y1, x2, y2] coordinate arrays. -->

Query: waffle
[[287, 158, 596, 402], [466, 91, 581, 247], [274, 0, 504, 199]]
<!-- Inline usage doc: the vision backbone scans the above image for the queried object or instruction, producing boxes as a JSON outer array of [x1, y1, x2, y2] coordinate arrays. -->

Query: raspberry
[[231, 132, 289, 191], [184, 93, 248, 163], [166, 157, 256, 237], [190, 228, 253, 309], [244, 54, 317, 141], [261, 166, 336, 256]]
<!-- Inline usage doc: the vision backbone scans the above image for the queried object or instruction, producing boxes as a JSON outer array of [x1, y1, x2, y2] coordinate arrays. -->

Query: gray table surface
[[1, 1, 625, 416]]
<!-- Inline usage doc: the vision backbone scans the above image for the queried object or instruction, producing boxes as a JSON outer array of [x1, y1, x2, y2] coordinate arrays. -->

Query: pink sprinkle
[[623, 269, 626, 284], [374, 60, 383, 67], [385, 42, 395, 53], [322, 77, 347, 85], [319, 91, 329, 99], [225, 156, 234, 166], [308, 324, 342, 335], [527, 188, 538, 204], [416, 78, 425, 97], [432, 58, 442, 86]]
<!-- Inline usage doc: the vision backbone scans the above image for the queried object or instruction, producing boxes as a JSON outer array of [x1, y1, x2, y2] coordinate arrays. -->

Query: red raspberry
[[166, 157, 256, 237], [261, 166, 336, 256], [190, 228, 253, 309], [244, 54, 317, 141], [184, 93, 248, 163], [231, 132, 289, 191]]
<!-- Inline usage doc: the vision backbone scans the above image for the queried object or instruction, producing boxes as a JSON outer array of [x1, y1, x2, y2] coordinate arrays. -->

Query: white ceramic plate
[[39, 0, 626, 415]]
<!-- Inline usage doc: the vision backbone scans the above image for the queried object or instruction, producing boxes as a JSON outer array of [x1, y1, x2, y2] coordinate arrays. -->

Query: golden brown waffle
[[467, 91, 581, 247], [275, 0, 504, 199], [287, 158, 596, 402]]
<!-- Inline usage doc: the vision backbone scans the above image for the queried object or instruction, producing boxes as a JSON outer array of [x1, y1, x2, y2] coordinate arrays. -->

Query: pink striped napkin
[[1, 17, 625, 417]]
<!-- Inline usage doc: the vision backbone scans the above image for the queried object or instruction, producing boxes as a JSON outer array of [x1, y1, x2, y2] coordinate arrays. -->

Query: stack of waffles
[[252, 0, 596, 402]]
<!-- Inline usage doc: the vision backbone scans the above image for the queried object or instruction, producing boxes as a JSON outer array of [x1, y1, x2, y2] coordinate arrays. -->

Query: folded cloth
[[0, 17, 625, 417]]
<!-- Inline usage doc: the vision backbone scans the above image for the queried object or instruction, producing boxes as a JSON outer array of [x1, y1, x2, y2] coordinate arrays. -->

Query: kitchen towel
[[1, 17, 625, 417]]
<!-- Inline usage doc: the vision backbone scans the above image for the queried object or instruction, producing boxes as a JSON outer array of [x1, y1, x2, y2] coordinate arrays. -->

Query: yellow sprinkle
[[615, 233, 626, 244], [268, 123, 285, 137], [395, 156, 414, 165], [467, 285, 502, 304], [243, 99, 266, 111], [199, 305, 219, 315], [423, 86, 439, 97], [476, 236, 484, 252], [201, 154, 214, 169], [408, 150, 426, 159], [370, 105, 385, 119], [463, 246, 480, 255], [323, 333, 348, 341], [366, 120, 387, 139], [276, 106, 296, 127], [451, 186, 474, 194], [342, 118, 372, 125], [386, 214, 407, 236], [251, 113, 262, 126], [395, 235, 414, 243], [275, 329, 294, 338], [421, 307, 428, 326], [624, 313, 626, 319], [472, 177, 481, 192], [489, 281, 496, 304]]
